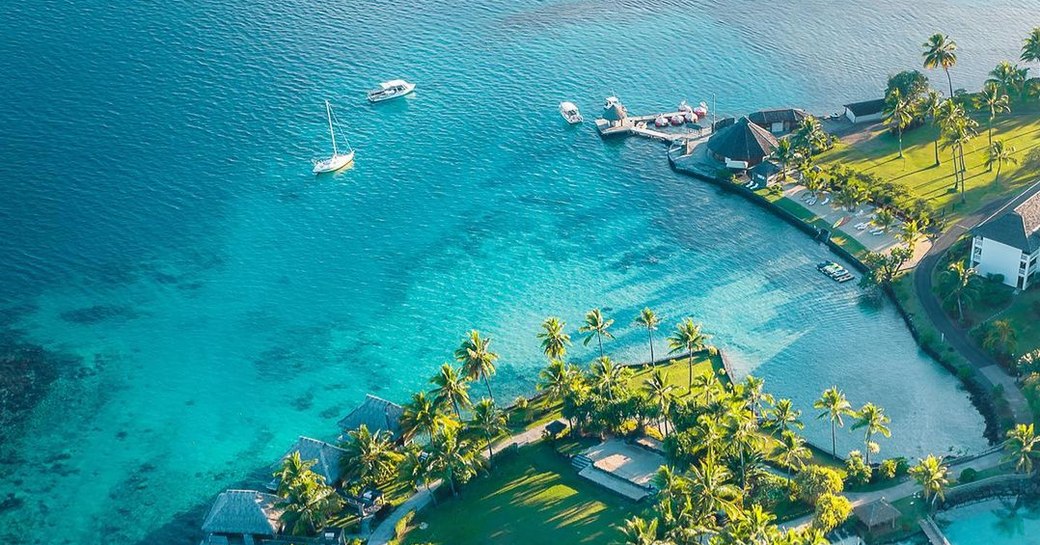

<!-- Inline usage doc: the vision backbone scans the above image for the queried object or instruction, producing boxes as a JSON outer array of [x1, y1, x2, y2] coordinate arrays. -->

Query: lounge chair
[[855, 222, 868, 230]]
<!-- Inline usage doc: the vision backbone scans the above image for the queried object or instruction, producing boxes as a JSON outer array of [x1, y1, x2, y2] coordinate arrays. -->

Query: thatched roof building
[[277, 436, 347, 486], [853, 498, 900, 531], [201, 489, 282, 541], [337, 394, 404, 437], [707, 117, 778, 168]]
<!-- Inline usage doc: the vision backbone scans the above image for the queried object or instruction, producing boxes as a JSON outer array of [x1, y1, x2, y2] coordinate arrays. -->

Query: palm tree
[[398, 447, 438, 503], [976, 83, 1011, 150], [428, 425, 483, 496], [652, 465, 689, 523], [339, 424, 402, 488], [987, 61, 1027, 97], [619, 516, 659, 545], [986, 140, 1018, 186], [793, 115, 829, 155], [1003, 423, 1040, 474], [537, 317, 571, 360], [537, 359, 576, 407], [274, 451, 319, 497], [590, 356, 626, 399], [940, 103, 978, 202], [578, 308, 615, 358], [738, 375, 774, 419], [883, 88, 914, 158], [400, 391, 446, 443], [766, 398, 804, 434], [1022, 28, 1040, 67], [643, 368, 676, 436], [983, 318, 1018, 357], [909, 455, 949, 510], [919, 90, 944, 166], [469, 398, 506, 463], [940, 261, 979, 322], [691, 371, 721, 405], [874, 208, 896, 233], [274, 454, 343, 536], [772, 138, 798, 182], [898, 218, 924, 252], [801, 163, 824, 198], [813, 387, 854, 458], [668, 318, 710, 392], [430, 363, 471, 418], [776, 430, 811, 485], [923, 33, 958, 98], [455, 330, 499, 403], [634, 307, 661, 365], [688, 457, 741, 519], [851, 403, 891, 465]]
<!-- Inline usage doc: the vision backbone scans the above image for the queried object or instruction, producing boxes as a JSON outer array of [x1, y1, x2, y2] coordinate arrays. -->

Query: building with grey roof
[[336, 394, 404, 438], [200, 489, 282, 545], [971, 180, 1040, 289]]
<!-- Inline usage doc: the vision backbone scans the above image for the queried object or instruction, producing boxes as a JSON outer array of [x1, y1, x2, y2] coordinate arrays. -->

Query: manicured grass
[[403, 442, 641, 545], [986, 286, 1040, 354], [818, 110, 1040, 225], [626, 352, 723, 397]]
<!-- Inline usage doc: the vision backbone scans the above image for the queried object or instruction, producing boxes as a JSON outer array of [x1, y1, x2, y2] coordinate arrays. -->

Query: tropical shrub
[[959, 467, 978, 483], [844, 451, 872, 486], [813, 493, 853, 532], [796, 465, 844, 505]]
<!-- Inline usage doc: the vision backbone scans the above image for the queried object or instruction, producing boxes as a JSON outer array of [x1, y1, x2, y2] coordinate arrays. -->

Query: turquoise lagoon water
[[940, 498, 1040, 545], [2, 0, 1039, 543]]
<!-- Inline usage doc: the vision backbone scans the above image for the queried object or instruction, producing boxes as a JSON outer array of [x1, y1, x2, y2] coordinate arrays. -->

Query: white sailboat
[[312, 100, 355, 174]]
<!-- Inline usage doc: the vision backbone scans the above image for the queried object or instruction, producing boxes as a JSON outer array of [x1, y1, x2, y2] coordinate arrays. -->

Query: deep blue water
[[2, 0, 1038, 543]]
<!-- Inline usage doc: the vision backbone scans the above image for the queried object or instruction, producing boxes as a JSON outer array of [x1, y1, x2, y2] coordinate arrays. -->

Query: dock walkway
[[919, 516, 951, 545]]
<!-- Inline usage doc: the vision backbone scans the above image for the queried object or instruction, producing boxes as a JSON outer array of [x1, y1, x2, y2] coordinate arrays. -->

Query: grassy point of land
[[818, 110, 1040, 225], [402, 442, 641, 545]]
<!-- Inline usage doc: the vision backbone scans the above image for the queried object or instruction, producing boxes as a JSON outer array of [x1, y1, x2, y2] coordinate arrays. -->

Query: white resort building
[[971, 181, 1040, 289]]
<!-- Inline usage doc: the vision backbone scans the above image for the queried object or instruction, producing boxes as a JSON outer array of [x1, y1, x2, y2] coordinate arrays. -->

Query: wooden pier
[[595, 107, 710, 143]]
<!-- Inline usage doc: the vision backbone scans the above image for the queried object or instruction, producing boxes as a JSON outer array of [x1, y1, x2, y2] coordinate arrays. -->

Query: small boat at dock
[[816, 261, 854, 283], [559, 101, 583, 124], [312, 100, 355, 174], [367, 79, 416, 103]]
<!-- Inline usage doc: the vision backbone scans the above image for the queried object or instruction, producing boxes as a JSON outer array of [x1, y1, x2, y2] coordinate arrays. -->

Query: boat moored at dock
[[817, 261, 854, 283]]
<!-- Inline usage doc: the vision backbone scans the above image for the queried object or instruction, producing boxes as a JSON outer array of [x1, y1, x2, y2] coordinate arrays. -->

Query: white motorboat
[[559, 101, 583, 124], [367, 79, 416, 103], [312, 100, 355, 174]]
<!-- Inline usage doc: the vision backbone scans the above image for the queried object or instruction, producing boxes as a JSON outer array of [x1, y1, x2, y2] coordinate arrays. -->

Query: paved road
[[365, 419, 565, 545], [910, 198, 1031, 424]]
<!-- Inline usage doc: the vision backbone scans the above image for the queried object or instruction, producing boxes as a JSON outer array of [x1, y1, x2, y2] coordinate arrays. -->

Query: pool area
[[938, 497, 1040, 545]]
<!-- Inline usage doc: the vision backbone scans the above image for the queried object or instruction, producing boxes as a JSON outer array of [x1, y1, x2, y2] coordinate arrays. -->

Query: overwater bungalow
[[271, 436, 347, 488], [337, 394, 405, 439], [747, 108, 808, 134], [200, 489, 282, 545], [706, 116, 778, 169]]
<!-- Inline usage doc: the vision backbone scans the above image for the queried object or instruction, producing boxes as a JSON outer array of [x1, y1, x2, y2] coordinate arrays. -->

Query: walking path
[[910, 199, 1031, 424], [780, 450, 1006, 530], [365, 419, 565, 545]]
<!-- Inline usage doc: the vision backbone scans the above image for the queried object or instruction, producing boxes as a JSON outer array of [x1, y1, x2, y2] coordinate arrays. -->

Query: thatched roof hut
[[277, 436, 347, 485], [337, 394, 404, 437], [853, 498, 901, 531], [201, 489, 282, 539], [706, 116, 778, 168]]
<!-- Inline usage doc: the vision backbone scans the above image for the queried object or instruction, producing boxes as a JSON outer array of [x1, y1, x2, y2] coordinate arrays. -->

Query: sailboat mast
[[325, 100, 338, 156]]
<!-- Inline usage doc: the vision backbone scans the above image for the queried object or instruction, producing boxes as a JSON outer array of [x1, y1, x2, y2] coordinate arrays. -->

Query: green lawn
[[985, 285, 1040, 354], [818, 110, 1040, 225], [402, 442, 640, 545], [626, 352, 723, 397]]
